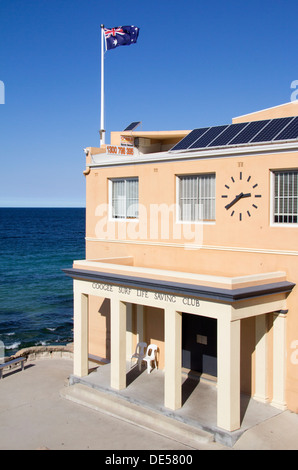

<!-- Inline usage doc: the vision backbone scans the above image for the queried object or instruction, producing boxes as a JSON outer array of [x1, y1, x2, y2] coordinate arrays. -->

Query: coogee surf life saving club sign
[[91, 282, 201, 310]]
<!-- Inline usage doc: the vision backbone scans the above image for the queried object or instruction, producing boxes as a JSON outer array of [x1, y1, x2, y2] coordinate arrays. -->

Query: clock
[[221, 171, 262, 221]]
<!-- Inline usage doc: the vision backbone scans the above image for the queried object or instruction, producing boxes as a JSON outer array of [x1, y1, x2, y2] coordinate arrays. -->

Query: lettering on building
[[91, 282, 200, 308]]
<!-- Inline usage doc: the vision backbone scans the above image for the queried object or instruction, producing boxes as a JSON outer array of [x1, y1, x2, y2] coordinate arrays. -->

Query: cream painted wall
[[233, 101, 298, 123]]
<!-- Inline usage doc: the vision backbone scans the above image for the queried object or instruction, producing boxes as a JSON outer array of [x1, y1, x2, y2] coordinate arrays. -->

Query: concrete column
[[126, 303, 133, 360], [254, 314, 269, 403], [271, 312, 287, 410], [217, 317, 241, 431], [110, 298, 127, 390], [164, 307, 182, 410], [73, 284, 89, 377], [136, 305, 144, 344]]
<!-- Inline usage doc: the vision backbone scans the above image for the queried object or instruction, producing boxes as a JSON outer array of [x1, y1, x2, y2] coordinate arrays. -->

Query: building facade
[[65, 102, 298, 432]]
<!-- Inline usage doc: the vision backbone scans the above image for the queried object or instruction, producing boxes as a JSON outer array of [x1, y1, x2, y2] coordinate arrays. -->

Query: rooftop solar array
[[189, 125, 228, 149], [123, 121, 141, 131], [171, 116, 298, 152]]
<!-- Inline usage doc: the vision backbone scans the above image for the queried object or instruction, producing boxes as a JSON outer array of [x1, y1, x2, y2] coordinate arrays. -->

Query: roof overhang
[[63, 260, 295, 304], [88, 140, 298, 168]]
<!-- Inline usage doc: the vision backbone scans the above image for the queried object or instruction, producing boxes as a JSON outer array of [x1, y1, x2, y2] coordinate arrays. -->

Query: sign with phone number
[[107, 145, 134, 156]]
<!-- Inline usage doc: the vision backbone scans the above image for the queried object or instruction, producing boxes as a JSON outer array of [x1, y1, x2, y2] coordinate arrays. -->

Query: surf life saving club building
[[64, 25, 298, 436]]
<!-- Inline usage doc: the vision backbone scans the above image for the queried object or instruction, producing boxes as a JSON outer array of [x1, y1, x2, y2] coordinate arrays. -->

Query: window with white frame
[[178, 174, 215, 222], [273, 170, 298, 224], [111, 177, 139, 219]]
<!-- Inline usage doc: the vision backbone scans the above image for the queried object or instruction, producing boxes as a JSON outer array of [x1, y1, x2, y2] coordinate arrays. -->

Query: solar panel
[[189, 125, 228, 149], [123, 121, 141, 131], [273, 116, 298, 141], [208, 122, 249, 147], [171, 127, 210, 151], [228, 120, 270, 145], [250, 117, 293, 143], [170, 116, 298, 152]]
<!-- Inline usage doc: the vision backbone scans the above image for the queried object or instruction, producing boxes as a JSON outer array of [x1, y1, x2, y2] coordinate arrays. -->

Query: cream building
[[65, 102, 298, 433]]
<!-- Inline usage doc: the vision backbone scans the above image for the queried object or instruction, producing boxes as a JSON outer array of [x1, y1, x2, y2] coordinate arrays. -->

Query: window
[[111, 178, 139, 219], [273, 170, 298, 224], [178, 174, 215, 222]]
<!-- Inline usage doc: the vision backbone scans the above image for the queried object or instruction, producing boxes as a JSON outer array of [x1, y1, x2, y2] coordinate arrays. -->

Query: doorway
[[182, 313, 217, 377]]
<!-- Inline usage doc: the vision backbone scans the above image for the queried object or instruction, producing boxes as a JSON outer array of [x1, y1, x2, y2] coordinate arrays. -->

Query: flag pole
[[100, 24, 105, 146]]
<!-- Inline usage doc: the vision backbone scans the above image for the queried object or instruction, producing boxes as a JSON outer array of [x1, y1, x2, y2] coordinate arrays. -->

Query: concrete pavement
[[0, 358, 222, 450], [68, 360, 289, 447], [0, 358, 298, 450]]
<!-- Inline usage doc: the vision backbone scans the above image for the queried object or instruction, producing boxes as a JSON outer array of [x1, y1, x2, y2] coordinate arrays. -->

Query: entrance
[[182, 313, 217, 377]]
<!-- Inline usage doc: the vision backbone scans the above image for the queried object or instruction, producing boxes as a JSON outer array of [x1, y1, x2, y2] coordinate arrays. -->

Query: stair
[[60, 383, 215, 449]]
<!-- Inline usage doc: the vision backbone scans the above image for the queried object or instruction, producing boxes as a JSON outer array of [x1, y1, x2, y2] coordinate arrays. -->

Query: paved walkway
[[0, 359, 221, 450], [0, 358, 298, 450], [70, 361, 287, 447]]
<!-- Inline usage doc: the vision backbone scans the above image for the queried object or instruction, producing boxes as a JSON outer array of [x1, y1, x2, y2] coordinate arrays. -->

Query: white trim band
[[85, 237, 298, 256]]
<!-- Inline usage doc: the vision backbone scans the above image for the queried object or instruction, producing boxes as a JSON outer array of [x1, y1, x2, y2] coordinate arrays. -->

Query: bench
[[0, 357, 26, 379]]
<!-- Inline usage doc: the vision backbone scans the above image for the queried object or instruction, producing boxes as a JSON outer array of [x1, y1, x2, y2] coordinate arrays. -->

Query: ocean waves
[[0, 208, 85, 356]]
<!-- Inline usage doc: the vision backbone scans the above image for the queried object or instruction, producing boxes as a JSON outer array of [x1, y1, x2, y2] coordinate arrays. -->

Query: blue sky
[[1, 0, 298, 207]]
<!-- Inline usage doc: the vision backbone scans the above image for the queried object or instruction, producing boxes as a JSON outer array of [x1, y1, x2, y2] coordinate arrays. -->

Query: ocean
[[0, 208, 85, 356]]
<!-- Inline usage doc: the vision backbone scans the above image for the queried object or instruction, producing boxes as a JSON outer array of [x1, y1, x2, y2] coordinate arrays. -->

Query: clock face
[[221, 171, 262, 221]]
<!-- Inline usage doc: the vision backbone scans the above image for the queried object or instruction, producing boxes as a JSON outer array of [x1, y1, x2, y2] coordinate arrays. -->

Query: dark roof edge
[[63, 268, 295, 303]]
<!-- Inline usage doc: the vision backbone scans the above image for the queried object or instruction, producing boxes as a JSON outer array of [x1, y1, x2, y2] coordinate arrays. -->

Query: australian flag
[[104, 25, 140, 50]]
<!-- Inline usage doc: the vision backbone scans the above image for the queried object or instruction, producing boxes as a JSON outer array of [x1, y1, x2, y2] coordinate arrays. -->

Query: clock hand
[[225, 192, 252, 210], [225, 192, 244, 210]]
